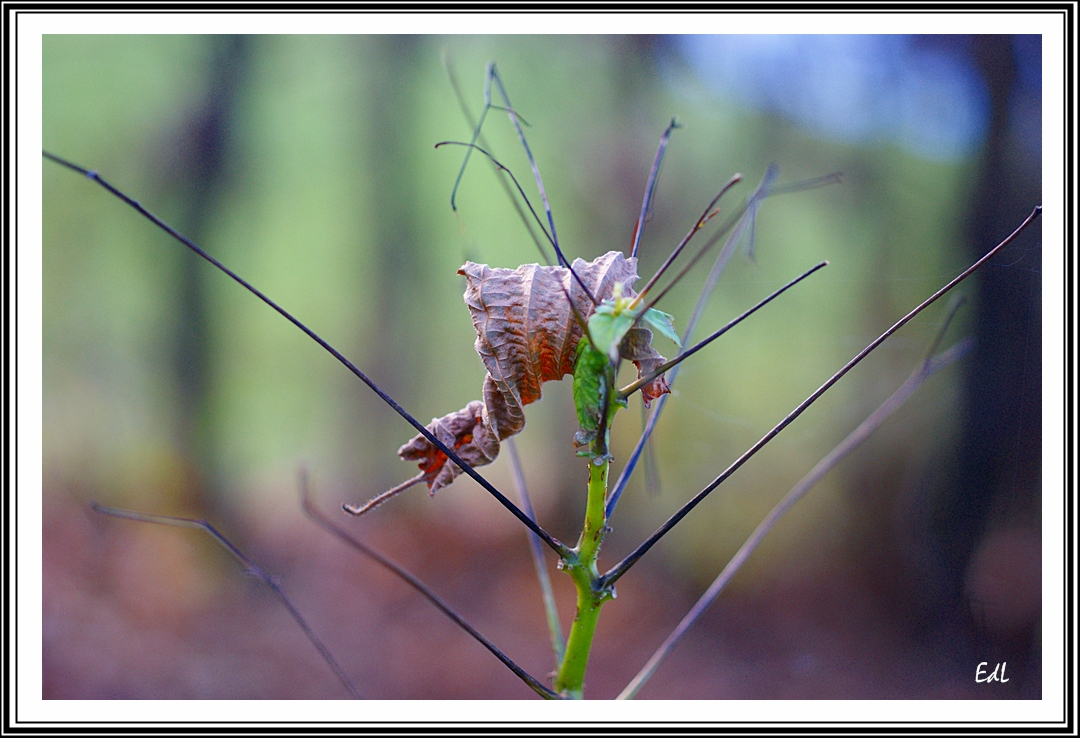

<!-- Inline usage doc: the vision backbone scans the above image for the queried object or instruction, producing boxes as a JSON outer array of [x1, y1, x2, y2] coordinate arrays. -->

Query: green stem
[[580, 458, 608, 563], [554, 583, 604, 699], [554, 458, 612, 698]]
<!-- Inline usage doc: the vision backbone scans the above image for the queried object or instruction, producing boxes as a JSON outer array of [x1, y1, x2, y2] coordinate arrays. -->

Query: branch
[[630, 118, 680, 259], [618, 261, 828, 401], [43, 150, 567, 558], [298, 471, 562, 700], [601, 205, 1041, 587], [506, 438, 565, 665], [90, 502, 361, 699], [618, 332, 975, 699]]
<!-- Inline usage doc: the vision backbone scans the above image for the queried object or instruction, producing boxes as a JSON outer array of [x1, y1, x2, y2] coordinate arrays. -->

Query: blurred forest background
[[42, 35, 1042, 699]]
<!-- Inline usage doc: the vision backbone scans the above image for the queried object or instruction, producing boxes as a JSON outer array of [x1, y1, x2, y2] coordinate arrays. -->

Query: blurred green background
[[42, 35, 1042, 699]]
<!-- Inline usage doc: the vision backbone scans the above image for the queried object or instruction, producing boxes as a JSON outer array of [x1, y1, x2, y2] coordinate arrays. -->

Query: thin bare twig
[[506, 439, 565, 665], [629, 173, 743, 310], [89, 502, 362, 699], [606, 168, 805, 518], [42, 150, 568, 559], [298, 471, 562, 700], [618, 261, 828, 400], [618, 333, 975, 699], [602, 206, 1041, 587], [630, 119, 680, 260], [486, 63, 598, 305], [343, 472, 426, 517]]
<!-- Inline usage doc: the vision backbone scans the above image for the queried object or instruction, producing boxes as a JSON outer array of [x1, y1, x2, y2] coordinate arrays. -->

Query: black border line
[[7, 0, 17, 729], [1064, 1, 1075, 732], [6, 0, 14, 733], [1, 2, 1078, 10]]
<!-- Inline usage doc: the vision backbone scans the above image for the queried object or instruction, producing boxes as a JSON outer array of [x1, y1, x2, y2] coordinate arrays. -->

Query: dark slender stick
[[620, 261, 829, 400], [618, 335, 975, 699], [487, 68, 558, 265], [630, 119, 679, 259], [601, 206, 1041, 588], [298, 472, 561, 700], [443, 54, 550, 265], [630, 173, 743, 310], [443, 64, 597, 306], [646, 165, 779, 312], [44, 150, 568, 558], [90, 502, 361, 700], [435, 141, 555, 255], [607, 171, 843, 519], [487, 65, 598, 306], [433, 146, 591, 338]]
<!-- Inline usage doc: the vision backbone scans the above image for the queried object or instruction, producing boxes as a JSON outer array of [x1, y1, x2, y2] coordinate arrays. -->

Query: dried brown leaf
[[399, 251, 672, 493]]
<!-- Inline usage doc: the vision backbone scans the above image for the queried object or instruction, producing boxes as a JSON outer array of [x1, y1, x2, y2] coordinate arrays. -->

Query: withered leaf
[[400, 250, 672, 493], [620, 326, 671, 405]]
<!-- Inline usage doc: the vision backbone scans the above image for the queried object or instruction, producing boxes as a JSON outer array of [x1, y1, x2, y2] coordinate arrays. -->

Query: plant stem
[[554, 585, 604, 699], [554, 458, 612, 698], [580, 458, 608, 563]]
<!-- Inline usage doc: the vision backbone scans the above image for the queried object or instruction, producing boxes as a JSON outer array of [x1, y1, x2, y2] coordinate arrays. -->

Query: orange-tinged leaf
[[399, 251, 672, 493]]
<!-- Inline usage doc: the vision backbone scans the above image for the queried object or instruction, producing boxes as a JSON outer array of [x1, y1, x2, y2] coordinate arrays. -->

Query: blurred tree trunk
[[360, 36, 427, 404], [157, 35, 250, 520], [935, 33, 1042, 695]]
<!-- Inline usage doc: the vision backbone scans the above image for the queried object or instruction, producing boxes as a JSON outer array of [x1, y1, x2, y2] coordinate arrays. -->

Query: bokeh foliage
[[42, 35, 1041, 699]]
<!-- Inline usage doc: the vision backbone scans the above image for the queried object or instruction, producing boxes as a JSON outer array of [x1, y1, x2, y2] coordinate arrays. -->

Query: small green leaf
[[573, 340, 606, 437], [642, 308, 681, 348], [572, 339, 627, 458], [587, 307, 636, 361]]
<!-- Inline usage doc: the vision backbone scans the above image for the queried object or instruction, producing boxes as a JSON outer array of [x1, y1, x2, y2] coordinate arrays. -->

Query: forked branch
[[607, 171, 838, 519], [618, 261, 828, 401], [89, 502, 361, 699], [630, 118, 680, 259], [602, 205, 1042, 587], [444, 52, 550, 264], [299, 472, 562, 700], [42, 150, 568, 558], [619, 297, 976, 699]]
